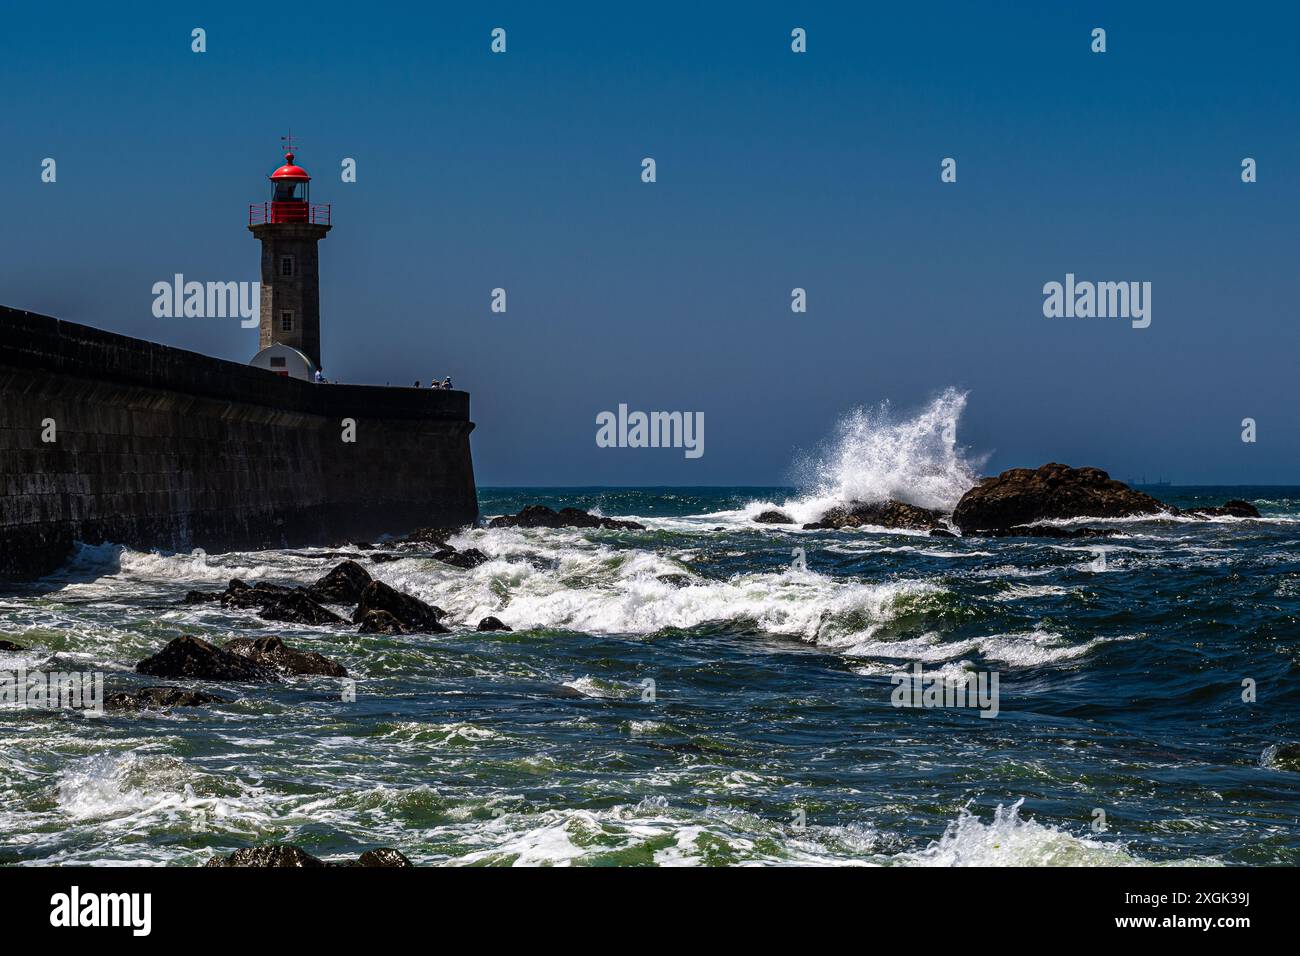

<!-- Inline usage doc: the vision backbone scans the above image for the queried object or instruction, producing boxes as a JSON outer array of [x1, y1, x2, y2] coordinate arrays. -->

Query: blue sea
[[1, 481, 1298, 866]]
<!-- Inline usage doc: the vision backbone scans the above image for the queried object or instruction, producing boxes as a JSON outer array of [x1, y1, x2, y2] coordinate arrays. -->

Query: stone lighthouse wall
[[0, 307, 479, 580]]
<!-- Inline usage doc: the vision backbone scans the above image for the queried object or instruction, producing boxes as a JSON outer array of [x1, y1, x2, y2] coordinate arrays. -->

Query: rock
[[928, 528, 958, 538], [1270, 744, 1300, 773], [405, 526, 459, 545], [353, 848, 413, 868], [206, 844, 413, 868], [258, 590, 347, 626], [754, 510, 794, 524], [1186, 499, 1261, 519], [477, 616, 512, 632], [433, 547, 488, 570], [357, 610, 409, 635], [368, 553, 403, 564], [0, 640, 25, 651], [136, 636, 278, 682], [183, 590, 222, 604], [220, 578, 294, 610], [352, 581, 447, 633], [206, 845, 328, 868], [952, 463, 1171, 533], [488, 505, 645, 531], [802, 500, 946, 532], [224, 636, 348, 678], [105, 686, 227, 711], [352, 542, 375, 551], [306, 560, 373, 604]]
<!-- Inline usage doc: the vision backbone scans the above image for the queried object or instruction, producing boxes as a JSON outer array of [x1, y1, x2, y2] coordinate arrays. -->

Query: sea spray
[[776, 388, 984, 524]]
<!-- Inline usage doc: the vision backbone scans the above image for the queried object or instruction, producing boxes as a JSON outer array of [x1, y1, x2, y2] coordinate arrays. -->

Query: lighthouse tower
[[248, 142, 331, 376]]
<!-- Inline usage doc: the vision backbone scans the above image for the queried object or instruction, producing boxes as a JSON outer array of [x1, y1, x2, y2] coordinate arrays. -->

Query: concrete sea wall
[[0, 307, 478, 579]]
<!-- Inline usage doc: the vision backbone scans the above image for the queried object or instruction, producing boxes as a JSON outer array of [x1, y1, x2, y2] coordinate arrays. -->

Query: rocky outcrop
[[357, 610, 409, 635], [404, 526, 461, 545], [105, 686, 227, 711], [952, 464, 1171, 533], [802, 501, 947, 532], [223, 636, 347, 678], [136, 636, 278, 682], [488, 505, 645, 531], [219, 579, 294, 609], [0, 640, 25, 651], [433, 547, 488, 570], [754, 510, 794, 524], [184, 579, 346, 625], [1270, 744, 1300, 773], [205, 844, 413, 867], [1185, 499, 1261, 519], [258, 590, 347, 626], [477, 616, 512, 632], [307, 560, 373, 604], [352, 581, 447, 633]]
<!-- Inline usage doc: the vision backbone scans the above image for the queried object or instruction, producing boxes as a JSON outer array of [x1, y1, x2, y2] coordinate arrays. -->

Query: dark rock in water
[[368, 552, 403, 564], [183, 589, 222, 604], [433, 547, 488, 570], [136, 636, 278, 683], [711, 526, 725, 532], [802, 500, 946, 532], [353, 581, 447, 633], [405, 526, 460, 545], [754, 510, 794, 525], [206, 845, 327, 868], [0, 640, 26, 651], [928, 528, 958, 538], [1271, 744, 1300, 772], [488, 505, 645, 531], [357, 609, 409, 635], [258, 590, 347, 626], [353, 848, 413, 867], [477, 616, 512, 632], [220, 578, 294, 610], [105, 686, 227, 711], [224, 636, 347, 678], [206, 844, 413, 868], [307, 559, 373, 604], [952, 463, 1170, 533], [352, 542, 375, 551], [1186, 499, 1261, 519]]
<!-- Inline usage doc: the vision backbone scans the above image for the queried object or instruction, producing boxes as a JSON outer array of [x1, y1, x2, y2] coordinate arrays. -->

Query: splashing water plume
[[780, 388, 983, 523]]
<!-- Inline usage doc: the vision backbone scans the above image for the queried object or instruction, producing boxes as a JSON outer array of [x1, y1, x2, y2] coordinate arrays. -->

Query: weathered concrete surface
[[0, 307, 478, 579]]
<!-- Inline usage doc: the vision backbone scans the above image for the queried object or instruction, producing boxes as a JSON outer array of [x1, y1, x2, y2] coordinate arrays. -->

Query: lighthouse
[[248, 142, 331, 378]]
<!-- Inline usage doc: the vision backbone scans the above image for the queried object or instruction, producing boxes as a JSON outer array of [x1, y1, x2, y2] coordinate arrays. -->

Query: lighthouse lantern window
[[273, 179, 307, 202]]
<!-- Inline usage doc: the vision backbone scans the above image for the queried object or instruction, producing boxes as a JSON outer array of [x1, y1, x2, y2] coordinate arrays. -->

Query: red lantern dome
[[270, 152, 311, 182]]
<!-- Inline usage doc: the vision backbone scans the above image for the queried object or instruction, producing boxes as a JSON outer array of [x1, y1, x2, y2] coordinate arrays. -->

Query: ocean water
[[2, 393, 1298, 866], [1, 482, 1298, 867]]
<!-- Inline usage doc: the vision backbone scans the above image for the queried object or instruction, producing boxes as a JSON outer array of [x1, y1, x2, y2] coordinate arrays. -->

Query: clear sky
[[2, 1, 1297, 485]]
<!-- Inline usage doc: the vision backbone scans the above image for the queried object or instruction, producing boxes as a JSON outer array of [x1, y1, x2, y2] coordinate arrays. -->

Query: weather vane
[[280, 130, 299, 156]]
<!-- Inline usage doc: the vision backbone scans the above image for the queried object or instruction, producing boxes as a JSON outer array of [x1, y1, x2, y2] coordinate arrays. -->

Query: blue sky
[[2, 2, 1297, 485]]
